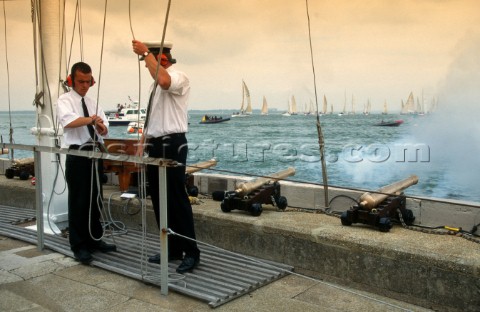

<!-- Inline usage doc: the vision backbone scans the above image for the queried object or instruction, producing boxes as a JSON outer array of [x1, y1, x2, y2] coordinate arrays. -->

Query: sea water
[[1, 110, 478, 203]]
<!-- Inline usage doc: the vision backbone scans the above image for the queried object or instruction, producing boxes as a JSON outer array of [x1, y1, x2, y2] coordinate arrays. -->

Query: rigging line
[[30, 0, 39, 90], [145, 0, 172, 136], [128, 0, 143, 139], [66, 0, 80, 71], [305, 0, 329, 208], [168, 229, 413, 312], [78, 0, 84, 60], [128, 0, 135, 40], [87, 0, 109, 243], [94, 0, 108, 116], [2, 0, 16, 161]]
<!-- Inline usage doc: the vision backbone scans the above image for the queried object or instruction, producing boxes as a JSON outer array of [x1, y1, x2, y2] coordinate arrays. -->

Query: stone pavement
[[0, 235, 431, 312]]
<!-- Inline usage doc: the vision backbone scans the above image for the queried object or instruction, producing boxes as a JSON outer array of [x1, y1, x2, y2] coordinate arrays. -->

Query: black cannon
[[220, 167, 295, 216], [185, 159, 217, 197], [5, 158, 35, 180], [340, 175, 418, 232]]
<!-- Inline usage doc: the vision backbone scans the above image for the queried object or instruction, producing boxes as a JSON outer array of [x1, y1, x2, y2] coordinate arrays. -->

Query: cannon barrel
[[359, 175, 418, 210], [186, 159, 217, 174], [235, 167, 295, 196], [0, 148, 8, 155]]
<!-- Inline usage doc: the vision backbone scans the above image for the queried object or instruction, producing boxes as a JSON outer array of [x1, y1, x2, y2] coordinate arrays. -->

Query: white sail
[[363, 99, 371, 115], [290, 95, 297, 115], [282, 99, 291, 116], [401, 92, 415, 114], [244, 81, 253, 115], [382, 100, 388, 115], [232, 80, 250, 117], [261, 96, 268, 115], [320, 94, 327, 115]]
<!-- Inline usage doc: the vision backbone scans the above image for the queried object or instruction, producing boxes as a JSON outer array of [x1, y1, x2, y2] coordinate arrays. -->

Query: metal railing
[[2, 142, 174, 295]]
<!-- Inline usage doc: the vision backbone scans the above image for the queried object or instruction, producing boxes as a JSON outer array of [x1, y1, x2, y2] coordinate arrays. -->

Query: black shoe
[[148, 253, 161, 264], [176, 256, 199, 274], [73, 249, 93, 264], [92, 240, 117, 253], [148, 253, 183, 264]]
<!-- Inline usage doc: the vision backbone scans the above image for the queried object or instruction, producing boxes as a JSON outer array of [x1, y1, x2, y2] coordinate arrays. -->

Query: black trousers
[[146, 133, 200, 258], [65, 154, 104, 252]]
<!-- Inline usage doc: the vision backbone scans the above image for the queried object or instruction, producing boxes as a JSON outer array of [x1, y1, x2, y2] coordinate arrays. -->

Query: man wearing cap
[[132, 39, 200, 273]]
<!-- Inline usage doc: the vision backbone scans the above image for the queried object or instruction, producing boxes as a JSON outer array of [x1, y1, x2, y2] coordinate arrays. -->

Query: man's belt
[[69, 142, 107, 152], [148, 133, 186, 143]]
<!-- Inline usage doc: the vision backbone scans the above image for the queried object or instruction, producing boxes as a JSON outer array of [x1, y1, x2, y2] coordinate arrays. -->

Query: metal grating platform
[[0, 205, 293, 308]]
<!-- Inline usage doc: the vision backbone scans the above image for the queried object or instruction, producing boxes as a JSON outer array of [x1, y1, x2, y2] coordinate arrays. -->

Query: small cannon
[[221, 167, 295, 216], [340, 175, 418, 232], [185, 159, 217, 197], [5, 158, 35, 180]]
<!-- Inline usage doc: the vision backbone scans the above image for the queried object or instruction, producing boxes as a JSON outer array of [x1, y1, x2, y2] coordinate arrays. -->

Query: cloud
[[2, 0, 480, 112]]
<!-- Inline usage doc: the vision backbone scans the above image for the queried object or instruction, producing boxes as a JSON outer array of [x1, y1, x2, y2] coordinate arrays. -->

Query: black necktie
[[82, 98, 97, 141], [144, 91, 154, 130]]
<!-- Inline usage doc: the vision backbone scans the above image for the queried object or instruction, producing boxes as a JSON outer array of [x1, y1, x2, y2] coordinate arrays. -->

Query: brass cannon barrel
[[186, 159, 217, 174], [235, 167, 296, 196], [359, 175, 419, 210]]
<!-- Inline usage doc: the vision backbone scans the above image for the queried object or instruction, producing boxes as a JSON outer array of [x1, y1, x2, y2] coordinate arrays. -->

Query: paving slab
[[0, 235, 432, 312]]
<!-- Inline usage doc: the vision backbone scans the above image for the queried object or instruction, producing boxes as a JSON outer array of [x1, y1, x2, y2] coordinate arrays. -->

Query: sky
[[1, 0, 480, 113]]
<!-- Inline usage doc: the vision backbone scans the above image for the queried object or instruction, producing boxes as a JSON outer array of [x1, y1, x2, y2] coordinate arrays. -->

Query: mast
[[32, 0, 68, 234], [240, 80, 245, 113], [322, 94, 327, 114]]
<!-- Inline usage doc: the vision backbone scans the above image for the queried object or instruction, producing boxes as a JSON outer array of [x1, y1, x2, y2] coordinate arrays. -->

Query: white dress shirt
[[56, 90, 109, 147], [144, 66, 190, 138]]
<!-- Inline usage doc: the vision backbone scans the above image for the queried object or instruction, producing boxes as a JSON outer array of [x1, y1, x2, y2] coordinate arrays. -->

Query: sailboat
[[232, 80, 252, 118], [303, 99, 315, 115], [319, 94, 327, 115], [401, 92, 415, 114], [311, 99, 316, 115], [290, 95, 298, 115], [282, 100, 291, 116], [350, 94, 356, 115], [338, 91, 347, 116], [382, 100, 388, 115], [363, 99, 371, 115], [261, 96, 268, 115]]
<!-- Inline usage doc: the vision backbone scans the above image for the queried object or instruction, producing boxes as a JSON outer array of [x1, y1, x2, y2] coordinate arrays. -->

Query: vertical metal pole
[[34, 149, 44, 251], [159, 165, 169, 295]]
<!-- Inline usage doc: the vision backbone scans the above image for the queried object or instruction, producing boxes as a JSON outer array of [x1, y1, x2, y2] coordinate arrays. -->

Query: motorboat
[[107, 106, 146, 126]]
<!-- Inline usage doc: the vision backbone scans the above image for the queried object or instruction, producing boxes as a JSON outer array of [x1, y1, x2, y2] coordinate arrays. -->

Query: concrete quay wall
[[0, 160, 479, 311]]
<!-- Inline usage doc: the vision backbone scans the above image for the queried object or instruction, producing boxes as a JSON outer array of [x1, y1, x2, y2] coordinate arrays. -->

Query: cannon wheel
[[250, 203, 262, 216], [5, 168, 14, 179], [220, 201, 231, 213], [378, 217, 392, 232], [340, 211, 352, 226], [402, 209, 415, 225], [19, 171, 30, 180], [187, 185, 199, 197], [276, 196, 288, 210]]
